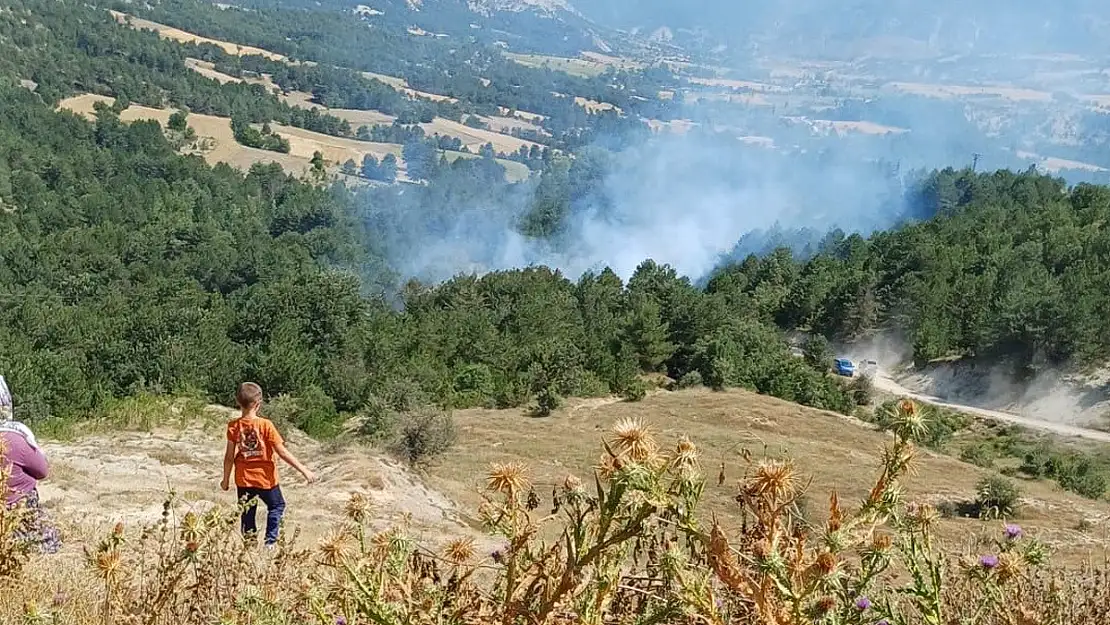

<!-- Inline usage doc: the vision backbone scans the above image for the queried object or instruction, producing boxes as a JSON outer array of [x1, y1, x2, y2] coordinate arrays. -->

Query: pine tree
[[621, 294, 675, 373]]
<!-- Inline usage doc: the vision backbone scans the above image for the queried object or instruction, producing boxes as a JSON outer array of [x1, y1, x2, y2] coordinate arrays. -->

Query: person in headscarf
[[0, 374, 61, 554]]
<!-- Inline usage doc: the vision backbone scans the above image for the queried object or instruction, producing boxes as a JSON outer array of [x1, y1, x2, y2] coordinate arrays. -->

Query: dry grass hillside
[[7, 389, 1110, 623], [112, 12, 548, 158], [56, 93, 410, 181], [109, 10, 287, 62], [55, 94, 533, 182], [21, 388, 1110, 567], [429, 389, 1110, 566]]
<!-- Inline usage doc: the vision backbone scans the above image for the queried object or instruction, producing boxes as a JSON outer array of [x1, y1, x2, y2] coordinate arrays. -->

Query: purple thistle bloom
[[979, 554, 999, 569], [335, 618, 347, 625], [1004, 524, 1023, 540], [855, 596, 872, 611], [876, 621, 890, 625]]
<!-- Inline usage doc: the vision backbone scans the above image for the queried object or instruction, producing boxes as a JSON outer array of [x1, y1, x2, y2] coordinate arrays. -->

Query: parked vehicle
[[833, 358, 856, 377]]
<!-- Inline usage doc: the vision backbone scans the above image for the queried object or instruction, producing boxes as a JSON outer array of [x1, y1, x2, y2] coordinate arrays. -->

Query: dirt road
[[871, 371, 1110, 443]]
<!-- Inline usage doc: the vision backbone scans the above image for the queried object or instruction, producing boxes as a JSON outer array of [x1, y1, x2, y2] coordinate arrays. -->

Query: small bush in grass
[[393, 407, 456, 465], [1019, 445, 1055, 478], [675, 370, 703, 389], [621, 378, 648, 402], [294, 386, 341, 439], [263, 387, 340, 439], [357, 395, 399, 442], [974, 475, 1022, 519], [531, 383, 562, 417], [380, 377, 431, 413], [848, 373, 874, 405], [960, 444, 996, 468], [1053, 455, 1108, 499]]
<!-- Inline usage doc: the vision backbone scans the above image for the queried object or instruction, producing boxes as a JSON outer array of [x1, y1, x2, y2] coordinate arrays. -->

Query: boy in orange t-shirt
[[221, 382, 316, 546]]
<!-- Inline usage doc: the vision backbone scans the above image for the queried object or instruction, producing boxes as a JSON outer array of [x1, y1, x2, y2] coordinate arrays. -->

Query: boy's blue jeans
[[237, 486, 286, 545]]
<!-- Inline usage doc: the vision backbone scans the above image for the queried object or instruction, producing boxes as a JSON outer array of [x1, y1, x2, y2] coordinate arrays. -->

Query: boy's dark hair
[[236, 382, 263, 409]]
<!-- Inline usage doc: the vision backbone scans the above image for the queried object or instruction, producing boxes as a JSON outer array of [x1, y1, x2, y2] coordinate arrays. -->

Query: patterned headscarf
[[0, 374, 12, 422], [0, 375, 37, 450]]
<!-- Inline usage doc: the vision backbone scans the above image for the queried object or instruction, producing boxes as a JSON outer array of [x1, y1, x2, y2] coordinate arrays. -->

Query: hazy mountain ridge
[[230, 0, 640, 56], [570, 0, 1110, 60]]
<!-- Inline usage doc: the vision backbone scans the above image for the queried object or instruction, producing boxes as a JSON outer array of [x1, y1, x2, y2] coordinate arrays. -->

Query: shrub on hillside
[[284, 385, 341, 439], [620, 378, 649, 402], [849, 373, 875, 405], [801, 333, 832, 371], [1019, 445, 1055, 478], [1019, 446, 1109, 499], [357, 395, 400, 442], [960, 444, 996, 468], [451, 363, 495, 409], [493, 377, 530, 409], [531, 384, 562, 417], [1053, 455, 1108, 500], [393, 407, 456, 465], [974, 475, 1022, 519], [380, 377, 432, 414], [675, 370, 703, 389]]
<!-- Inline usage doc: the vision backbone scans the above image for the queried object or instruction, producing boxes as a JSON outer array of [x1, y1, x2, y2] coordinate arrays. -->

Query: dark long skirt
[[10, 488, 61, 554]]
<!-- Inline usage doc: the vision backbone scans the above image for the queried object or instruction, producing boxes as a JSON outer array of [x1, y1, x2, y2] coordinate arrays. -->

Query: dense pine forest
[[2, 0, 1110, 438]]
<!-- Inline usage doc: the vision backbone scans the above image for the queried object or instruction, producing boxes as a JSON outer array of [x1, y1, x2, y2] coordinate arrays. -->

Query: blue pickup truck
[[833, 358, 856, 377]]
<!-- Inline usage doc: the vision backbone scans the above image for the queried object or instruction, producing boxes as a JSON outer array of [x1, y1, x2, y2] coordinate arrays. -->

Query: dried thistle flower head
[[676, 436, 697, 456], [815, 551, 838, 575], [814, 596, 836, 615], [609, 417, 658, 462], [744, 459, 801, 504], [997, 551, 1024, 582], [369, 530, 398, 561], [673, 436, 700, 472], [345, 492, 371, 523], [443, 536, 476, 564], [318, 528, 352, 567], [906, 502, 939, 530], [486, 461, 531, 497], [562, 474, 583, 494], [826, 491, 843, 532], [93, 551, 122, 579], [594, 453, 621, 481]]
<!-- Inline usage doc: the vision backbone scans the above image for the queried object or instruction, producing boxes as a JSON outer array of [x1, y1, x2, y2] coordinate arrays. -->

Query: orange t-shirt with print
[[226, 416, 284, 489]]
